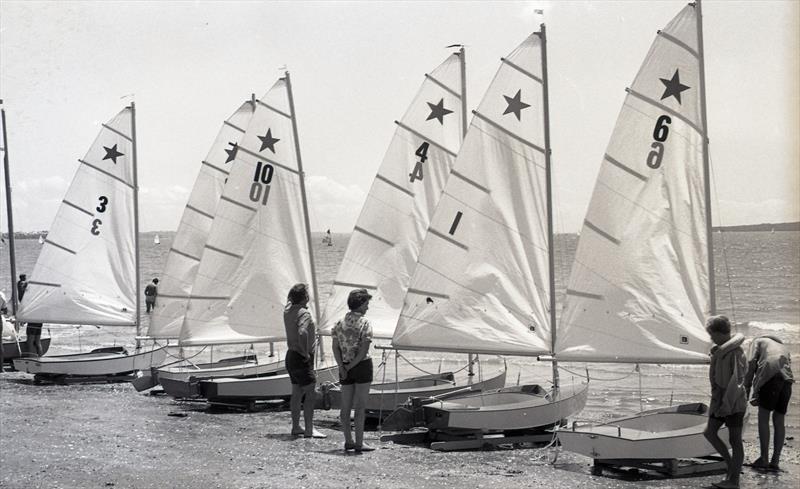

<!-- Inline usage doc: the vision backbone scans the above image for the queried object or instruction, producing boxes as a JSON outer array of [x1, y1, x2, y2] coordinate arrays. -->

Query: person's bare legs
[[755, 406, 771, 466], [33, 335, 42, 356], [704, 417, 732, 467], [353, 382, 371, 448], [727, 425, 744, 487], [290, 384, 304, 435], [771, 411, 785, 468], [340, 383, 355, 448], [301, 383, 318, 436]]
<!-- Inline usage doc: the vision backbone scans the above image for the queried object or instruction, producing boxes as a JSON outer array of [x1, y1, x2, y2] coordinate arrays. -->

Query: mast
[[539, 23, 559, 390], [130, 102, 142, 347], [459, 47, 468, 138], [695, 0, 715, 314], [1, 102, 19, 317], [284, 72, 321, 325]]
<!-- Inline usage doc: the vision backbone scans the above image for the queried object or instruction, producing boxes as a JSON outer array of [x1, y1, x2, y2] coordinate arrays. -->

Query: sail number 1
[[646, 115, 672, 169], [250, 161, 274, 206]]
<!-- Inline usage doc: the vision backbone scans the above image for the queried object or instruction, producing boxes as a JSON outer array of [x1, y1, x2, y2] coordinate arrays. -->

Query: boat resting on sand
[[555, 403, 736, 460], [199, 365, 339, 403], [327, 366, 508, 418], [2, 337, 52, 363], [383, 380, 588, 433], [158, 358, 286, 398], [13, 345, 167, 380]]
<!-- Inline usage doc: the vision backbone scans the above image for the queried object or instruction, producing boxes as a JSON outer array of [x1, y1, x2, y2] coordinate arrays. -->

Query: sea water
[[1, 231, 798, 425]]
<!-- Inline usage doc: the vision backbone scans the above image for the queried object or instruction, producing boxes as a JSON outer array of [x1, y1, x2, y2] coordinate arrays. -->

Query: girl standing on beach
[[332, 288, 375, 452]]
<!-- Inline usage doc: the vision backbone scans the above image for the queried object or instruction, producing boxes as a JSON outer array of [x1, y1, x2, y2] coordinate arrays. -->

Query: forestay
[[147, 101, 256, 339], [320, 53, 465, 339], [179, 78, 312, 346], [557, 5, 711, 364], [392, 33, 552, 356], [18, 108, 137, 326]]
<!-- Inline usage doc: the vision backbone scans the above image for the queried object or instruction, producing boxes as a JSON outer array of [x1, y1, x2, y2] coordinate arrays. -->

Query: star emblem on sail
[[258, 128, 280, 153], [659, 68, 690, 104], [502, 89, 531, 120], [319, 51, 465, 340], [102, 144, 124, 164]]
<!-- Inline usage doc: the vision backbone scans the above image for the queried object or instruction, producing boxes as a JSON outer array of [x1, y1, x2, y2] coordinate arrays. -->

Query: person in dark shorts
[[144, 278, 159, 313], [25, 322, 44, 356], [745, 335, 794, 471], [703, 315, 747, 489], [332, 288, 374, 452], [283, 283, 325, 438]]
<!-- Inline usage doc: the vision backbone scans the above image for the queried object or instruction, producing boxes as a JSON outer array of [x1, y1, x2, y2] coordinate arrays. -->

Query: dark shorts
[[758, 374, 793, 414], [285, 350, 315, 386], [340, 358, 373, 385], [26, 323, 42, 337], [710, 411, 745, 428]]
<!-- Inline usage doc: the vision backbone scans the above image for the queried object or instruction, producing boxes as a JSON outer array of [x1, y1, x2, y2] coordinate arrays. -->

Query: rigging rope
[[709, 153, 737, 324]]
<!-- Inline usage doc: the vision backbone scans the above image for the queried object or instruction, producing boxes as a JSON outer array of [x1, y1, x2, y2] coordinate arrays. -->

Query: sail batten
[[320, 53, 466, 340], [557, 5, 711, 364]]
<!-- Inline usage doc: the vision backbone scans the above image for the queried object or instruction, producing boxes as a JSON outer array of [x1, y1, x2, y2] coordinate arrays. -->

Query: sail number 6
[[646, 115, 672, 169], [250, 161, 274, 206]]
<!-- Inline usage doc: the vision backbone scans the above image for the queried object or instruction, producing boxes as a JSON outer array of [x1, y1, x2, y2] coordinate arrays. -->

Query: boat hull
[[2, 337, 52, 362], [420, 381, 588, 432], [556, 403, 735, 460], [12, 346, 167, 377], [158, 359, 286, 398], [328, 368, 508, 417], [201, 365, 339, 401]]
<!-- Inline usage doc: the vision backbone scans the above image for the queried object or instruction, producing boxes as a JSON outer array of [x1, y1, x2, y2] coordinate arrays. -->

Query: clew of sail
[[392, 33, 552, 356], [319, 53, 466, 339], [557, 5, 710, 364], [179, 78, 312, 346], [18, 108, 137, 326], [147, 101, 256, 339]]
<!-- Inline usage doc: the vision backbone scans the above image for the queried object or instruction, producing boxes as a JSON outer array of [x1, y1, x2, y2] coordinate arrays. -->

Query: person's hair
[[705, 315, 731, 335], [19, 274, 26, 280], [347, 289, 372, 311], [153, 278, 159, 284], [287, 283, 309, 305]]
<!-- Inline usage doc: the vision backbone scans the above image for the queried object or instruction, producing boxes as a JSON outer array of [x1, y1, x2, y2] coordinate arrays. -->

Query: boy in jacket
[[703, 315, 747, 489]]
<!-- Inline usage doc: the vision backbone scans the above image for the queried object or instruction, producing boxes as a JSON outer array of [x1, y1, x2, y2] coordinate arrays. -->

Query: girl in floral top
[[332, 288, 374, 452]]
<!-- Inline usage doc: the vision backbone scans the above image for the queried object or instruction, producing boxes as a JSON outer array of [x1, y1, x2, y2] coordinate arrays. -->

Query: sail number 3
[[646, 115, 672, 169], [250, 161, 274, 206], [91, 195, 108, 235], [409, 142, 430, 183]]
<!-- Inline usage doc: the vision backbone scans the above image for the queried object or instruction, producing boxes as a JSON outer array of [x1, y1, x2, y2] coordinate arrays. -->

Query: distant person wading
[[144, 278, 158, 313]]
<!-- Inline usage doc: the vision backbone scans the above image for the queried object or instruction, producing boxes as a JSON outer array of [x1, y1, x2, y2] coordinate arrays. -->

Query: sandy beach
[[1, 371, 797, 489]]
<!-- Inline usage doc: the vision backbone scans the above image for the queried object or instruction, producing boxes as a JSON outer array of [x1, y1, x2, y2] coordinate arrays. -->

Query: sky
[[0, 0, 798, 233]]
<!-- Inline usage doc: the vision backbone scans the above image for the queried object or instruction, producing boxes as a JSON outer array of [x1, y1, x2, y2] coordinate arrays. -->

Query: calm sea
[[2, 230, 798, 424]]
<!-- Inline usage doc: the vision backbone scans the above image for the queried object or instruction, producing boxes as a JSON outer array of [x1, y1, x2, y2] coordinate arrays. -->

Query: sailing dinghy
[[554, 1, 734, 462], [13, 105, 166, 379], [176, 72, 337, 403], [384, 27, 588, 436], [319, 49, 506, 416], [144, 97, 286, 395]]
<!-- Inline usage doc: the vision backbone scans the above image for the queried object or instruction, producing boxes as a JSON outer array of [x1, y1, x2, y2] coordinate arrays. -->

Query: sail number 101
[[646, 115, 671, 169]]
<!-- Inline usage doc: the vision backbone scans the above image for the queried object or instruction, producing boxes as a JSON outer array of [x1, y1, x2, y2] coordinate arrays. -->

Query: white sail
[[557, 5, 711, 364], [392, 33, 552, 356], [146, 102, 255, 339], [320, 53, 465, 339], [153, 234, 160, 245], [179, 78, 313, 346], [19, 108, 137, 326]]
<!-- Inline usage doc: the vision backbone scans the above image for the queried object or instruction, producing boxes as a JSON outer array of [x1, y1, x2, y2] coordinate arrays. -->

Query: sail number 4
[[91, 195, 108, 235], [646, 115, 672, 169], [250, 161, 274, 206], [409, 142, 430, 183]]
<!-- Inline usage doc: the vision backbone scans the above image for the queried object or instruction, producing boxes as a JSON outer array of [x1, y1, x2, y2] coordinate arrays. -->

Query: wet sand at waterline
[[1, 368, 797, 489]]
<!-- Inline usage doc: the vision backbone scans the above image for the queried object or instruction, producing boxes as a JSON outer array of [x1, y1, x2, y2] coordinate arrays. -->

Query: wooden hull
[[200, 365, 339, 401], [417, 381, 588, 432], [2, 337, 52, 362], [159, 359, 286, 398], [328, 368, 508, 417], [556, 403, 735, 460], [12, 346, 167, 377]]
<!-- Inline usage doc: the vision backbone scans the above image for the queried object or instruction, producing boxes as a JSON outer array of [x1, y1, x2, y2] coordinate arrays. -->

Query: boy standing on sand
[[744, 334, 793, 471], [703, 315, 748, 489]]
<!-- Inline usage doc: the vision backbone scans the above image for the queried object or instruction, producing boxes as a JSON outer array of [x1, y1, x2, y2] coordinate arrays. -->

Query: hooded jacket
[[709, 333, 748, 417]]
